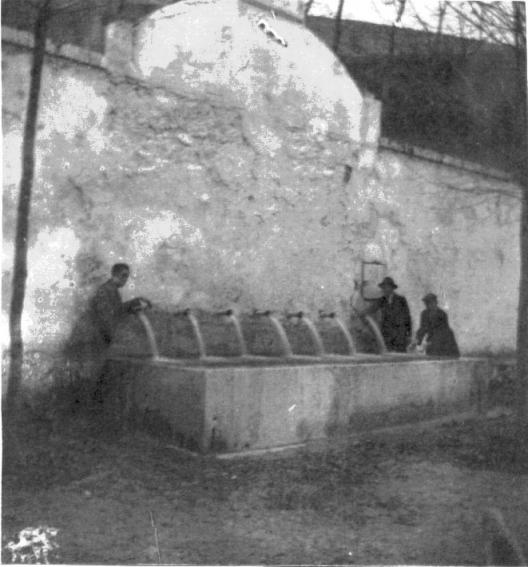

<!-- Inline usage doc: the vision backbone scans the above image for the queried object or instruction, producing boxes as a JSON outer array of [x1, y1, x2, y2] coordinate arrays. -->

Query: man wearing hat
[[411, 293, 460, 357], [363, 276, 412, 352]]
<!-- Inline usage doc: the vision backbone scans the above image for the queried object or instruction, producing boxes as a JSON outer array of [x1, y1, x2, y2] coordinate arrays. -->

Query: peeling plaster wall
[[1, 0, 521, 355], [130, 0, 363, 143], [2, 34, 363, 348]]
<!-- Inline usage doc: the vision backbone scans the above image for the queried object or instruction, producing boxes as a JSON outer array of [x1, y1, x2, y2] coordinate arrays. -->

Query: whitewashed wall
[[1, 0, 521, 355]]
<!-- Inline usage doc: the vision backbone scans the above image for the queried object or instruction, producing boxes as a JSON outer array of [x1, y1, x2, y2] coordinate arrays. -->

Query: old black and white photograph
[[2, 0, 527, 563]]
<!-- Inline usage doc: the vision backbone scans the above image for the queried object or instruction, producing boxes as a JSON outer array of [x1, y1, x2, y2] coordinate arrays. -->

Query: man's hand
[[138, 297, 152, 309], [128, 297, 152, 313]]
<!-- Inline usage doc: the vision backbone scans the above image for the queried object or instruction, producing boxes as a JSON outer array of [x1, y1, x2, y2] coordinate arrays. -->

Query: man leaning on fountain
[[90, 263, 151, 347], [358, 276, 412, 353], [64, 263, 152, 407]]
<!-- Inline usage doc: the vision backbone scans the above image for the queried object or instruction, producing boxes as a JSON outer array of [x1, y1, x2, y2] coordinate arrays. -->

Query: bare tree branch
[[445, 1, 514, 44]]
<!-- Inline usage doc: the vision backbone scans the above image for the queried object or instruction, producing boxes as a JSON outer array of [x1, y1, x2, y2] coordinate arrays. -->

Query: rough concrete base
[[103, 356, 490, 453]]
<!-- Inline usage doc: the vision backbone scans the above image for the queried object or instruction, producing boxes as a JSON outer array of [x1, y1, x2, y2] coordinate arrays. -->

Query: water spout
[[175, 309, 207, 358], [286, 311, 325, 357], [286, 311, 304, 320], [319, 311, 356, 355], [252, 310, 293, 357], [216, 310, 248, 356], [136, 311, 160, 359], [363, 314, 388, 354]]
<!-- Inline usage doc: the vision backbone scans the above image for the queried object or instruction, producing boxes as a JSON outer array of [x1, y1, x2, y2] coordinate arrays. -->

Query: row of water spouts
[[135, 308, 387, 360]]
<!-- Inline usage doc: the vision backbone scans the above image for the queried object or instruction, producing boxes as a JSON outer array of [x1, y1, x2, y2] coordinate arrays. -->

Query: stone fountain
[[103, 306, 490, 454]]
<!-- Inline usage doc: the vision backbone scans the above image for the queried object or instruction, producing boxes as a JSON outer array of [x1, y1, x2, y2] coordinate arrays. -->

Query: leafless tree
[[6, 0, 52, 420]]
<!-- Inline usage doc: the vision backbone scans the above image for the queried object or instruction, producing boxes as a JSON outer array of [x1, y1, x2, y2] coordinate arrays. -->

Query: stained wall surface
[[350, 146, 520, 353], [1, 0, 521, 357]]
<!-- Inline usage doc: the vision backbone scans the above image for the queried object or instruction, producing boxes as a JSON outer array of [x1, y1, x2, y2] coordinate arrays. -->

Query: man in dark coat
[[412, 293, 460, 357], [90, 263, 140, 346], [67, 263, 147, 353], [64, 263, 150, 406], [366, 276, 412, 352]]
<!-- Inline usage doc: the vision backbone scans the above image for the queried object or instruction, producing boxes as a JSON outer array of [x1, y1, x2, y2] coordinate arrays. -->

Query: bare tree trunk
[[434, 1, 447, 50], [515, 170, 528, 426], [381, 1, 406, 105], [436, 1, 447, 35], [513, 1, 528, 424], [332, 0, 345, 53], [7, 1, 51, 417]]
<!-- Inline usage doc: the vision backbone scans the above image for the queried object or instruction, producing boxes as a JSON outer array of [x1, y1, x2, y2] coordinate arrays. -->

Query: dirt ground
[[3, 408, 528, 565]]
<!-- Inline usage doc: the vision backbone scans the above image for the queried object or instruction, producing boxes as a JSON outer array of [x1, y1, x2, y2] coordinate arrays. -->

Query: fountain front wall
[[106, 360, 208, 450], [105, 357, 489, 452]]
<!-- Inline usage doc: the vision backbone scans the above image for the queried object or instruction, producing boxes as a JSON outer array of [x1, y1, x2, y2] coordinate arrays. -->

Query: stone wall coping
[[2, 24, 516, 184], [379, 136, 514, 183], [1, 25, 242, 109], [2, 25, 104, 68]]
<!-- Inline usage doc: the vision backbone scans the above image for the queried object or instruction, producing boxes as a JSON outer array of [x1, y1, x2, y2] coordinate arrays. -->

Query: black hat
[[378, 276, 398, 289], [422, 293, 438, 303]]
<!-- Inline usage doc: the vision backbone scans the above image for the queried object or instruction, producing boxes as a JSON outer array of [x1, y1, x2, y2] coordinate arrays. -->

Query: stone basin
[[103, 353, 490, 454]]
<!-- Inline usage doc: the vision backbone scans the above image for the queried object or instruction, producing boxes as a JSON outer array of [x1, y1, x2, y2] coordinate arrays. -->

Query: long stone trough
[[104, 355, 490, 453], [102, 310, 490, 453]]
